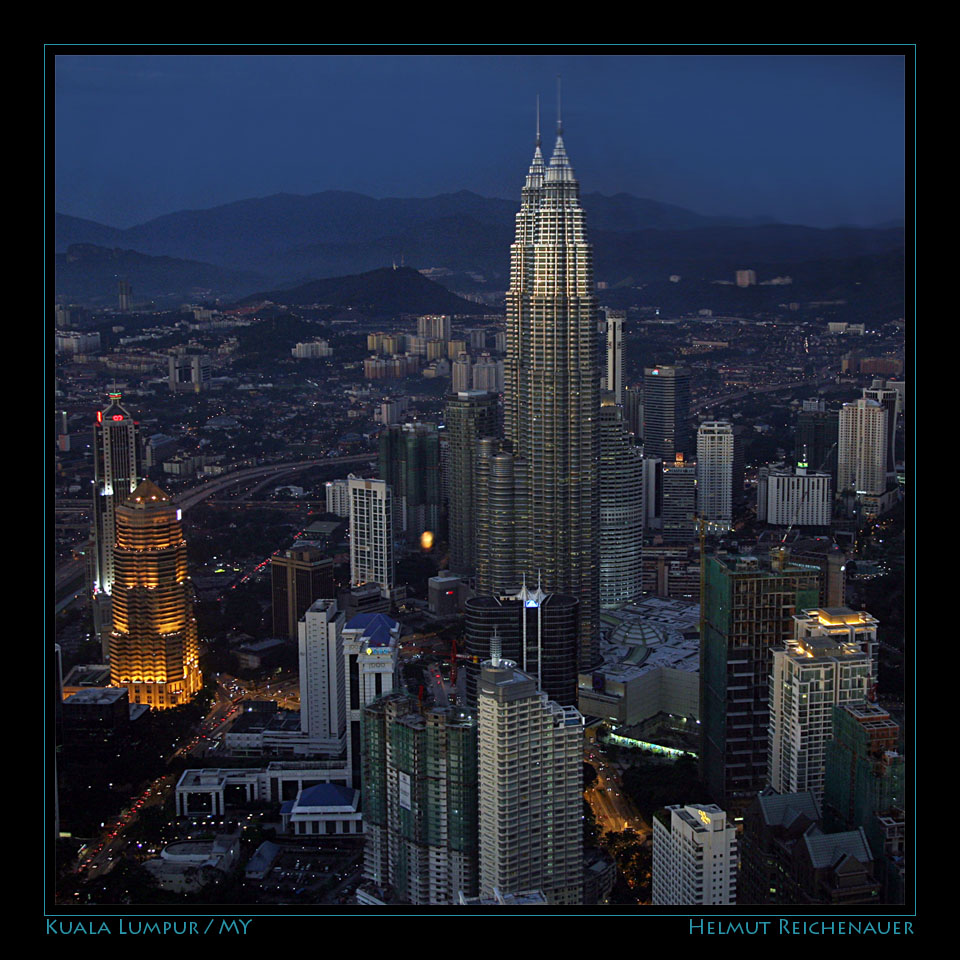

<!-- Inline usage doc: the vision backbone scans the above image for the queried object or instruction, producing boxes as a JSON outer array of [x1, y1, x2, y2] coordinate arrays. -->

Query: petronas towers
[[479, 108, 600, 669]]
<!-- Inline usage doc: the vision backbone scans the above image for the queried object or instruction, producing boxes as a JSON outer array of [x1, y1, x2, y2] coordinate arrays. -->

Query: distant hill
[[53, 191, 905, 308], [54, 244, 267, 306], [235, 266, 490, 317]]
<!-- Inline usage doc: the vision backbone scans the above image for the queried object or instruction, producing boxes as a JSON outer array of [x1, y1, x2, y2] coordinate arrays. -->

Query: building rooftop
[[63, 686, 128, 705]]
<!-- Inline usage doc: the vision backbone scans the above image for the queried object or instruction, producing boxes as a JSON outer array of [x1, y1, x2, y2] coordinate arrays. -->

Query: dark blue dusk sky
[[53, 52, 907, 230]]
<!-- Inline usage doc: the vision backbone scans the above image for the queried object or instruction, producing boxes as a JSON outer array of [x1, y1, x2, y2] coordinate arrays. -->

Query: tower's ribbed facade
[[502, 118, 600, 667], [109, 479, 202, 709]]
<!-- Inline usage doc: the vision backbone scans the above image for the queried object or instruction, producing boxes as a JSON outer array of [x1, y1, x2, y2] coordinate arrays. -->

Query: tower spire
[[536, 94, 541, 148], [556, 75, 563, 135]]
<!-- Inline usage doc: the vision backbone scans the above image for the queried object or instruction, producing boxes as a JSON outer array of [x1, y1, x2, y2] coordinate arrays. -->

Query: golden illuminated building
[[109, 479, 202, 709]]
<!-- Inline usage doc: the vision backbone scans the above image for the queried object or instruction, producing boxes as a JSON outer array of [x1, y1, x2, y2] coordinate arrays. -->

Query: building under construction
[[361, 693, 478, 904], [700, 547, 820, 809]]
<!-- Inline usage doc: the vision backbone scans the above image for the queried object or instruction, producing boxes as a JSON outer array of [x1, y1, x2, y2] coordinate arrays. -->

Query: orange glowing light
[[420, 530, 435, 551]]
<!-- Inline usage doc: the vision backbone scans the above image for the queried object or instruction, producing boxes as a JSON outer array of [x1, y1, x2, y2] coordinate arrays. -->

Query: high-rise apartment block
[[90, 392, 143, 658], [297, 599, 346, 754], [362, 694, 479, 904], [861, 380, 902, 478], [444, 390, 498, 575], [643, 366, 691, 461], [348, 478, 395, 597], [768, 616, 875, 801], [838, 397, 891, 515], [700, 550, 820, 807], [758, 461, 833, 528], [652, 803, 738, 905], [109, 480, 202, 709], [325, 476, 354, 517], [271, 545, 335, 641], [599, 399, 643, 607], [661, 455, 698, 544], [697, 421, 734, 529], [477, 656, 583, 904], [418, 315, 452, 342]]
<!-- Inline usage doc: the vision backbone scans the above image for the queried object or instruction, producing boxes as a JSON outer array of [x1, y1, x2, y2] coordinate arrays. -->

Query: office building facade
[[90, 391, 143, 658], [109, 479, 202, 709], [643, 366, 691, 461], [697, 421, 734, 529], [599, 399, 643, 607], [271, 545, 335, 641], [444, 390, 498, 575]]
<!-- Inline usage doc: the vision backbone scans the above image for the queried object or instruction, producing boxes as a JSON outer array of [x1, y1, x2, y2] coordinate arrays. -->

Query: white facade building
[[477, 657, 583, 905], [297, 599, 346, 752], [348, 478, 394, 596], [838, 398, 888, 498], [757, 462, 832, 527], [341, 612, 400, 786], [768, 608, 877, 801], [652, 803, 737, 905], [696, 421, 734, 529], [291, 340, 333, 358]]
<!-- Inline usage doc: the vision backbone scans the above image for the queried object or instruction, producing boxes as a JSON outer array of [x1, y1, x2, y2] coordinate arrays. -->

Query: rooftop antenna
[[536, 94, 541, 147], [556, 75, 563, 135]]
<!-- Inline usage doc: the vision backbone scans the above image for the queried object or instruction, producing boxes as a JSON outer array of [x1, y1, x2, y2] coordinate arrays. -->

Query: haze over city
[[49, 48, 912, 927]]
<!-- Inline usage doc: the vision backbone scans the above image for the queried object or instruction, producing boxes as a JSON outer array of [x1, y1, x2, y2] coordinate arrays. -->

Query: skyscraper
[[297, 599, 346, 754], [444, 390, 498, 575], [464, 592, 579, 707], [696, 421, 734, 529], [477, 655, 583, 904], [652, 804, 738, 905], [599, 399, 643, 607], [795, 401, 839, 483], [500, 107, 600, 668], [601, 309, 625, 404], [271, 544, 335, 640], [768, 619, 874, 801], [837, 397, 888, 506], [642, 366, 691, 461], [378, 423, 441, 545], [109, 479, 202, 709], [90, 391, 143, 658], [861, 380, 902, 478], [700, 550, 820, 808], [362, 693, 479, 904], [348, 478, 395, 597]]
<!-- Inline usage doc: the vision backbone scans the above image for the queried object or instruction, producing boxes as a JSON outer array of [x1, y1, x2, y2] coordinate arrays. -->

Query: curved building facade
[[599, 400, 643, 607], [464, 593, 578, 708], [110, 479, 202, 709]]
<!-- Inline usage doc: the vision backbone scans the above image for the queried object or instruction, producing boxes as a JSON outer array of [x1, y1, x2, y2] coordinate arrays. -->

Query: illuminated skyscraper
[[90, 391, 143, 658], [500, 104, 600, 668], [109, 479, 202, 709], [348, 478, 395, 597]]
